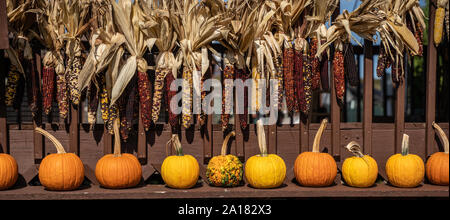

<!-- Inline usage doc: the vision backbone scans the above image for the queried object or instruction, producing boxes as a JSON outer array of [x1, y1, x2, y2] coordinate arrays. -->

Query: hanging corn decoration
[[119, 75, 138, 141], [343, 43, 359, 87], [333, 46, 345, 106], [310, 37, 321, 91], [26, 53, 40, 117], [283, 46, 295, 113], [165, 71, 179, 128], [273, 56, 283, 111], [376, 46, 391, 77], [434, 0, 448, 45], [221, 64, 234, 131], [67, 56, 82, 106], [152, 68, 168, 123], [99, 76, 110, 127], [319, 39, 329, 91], [414, 23, 424, 56], [198, 69, 210, 126], [138, 71, 153, 131]]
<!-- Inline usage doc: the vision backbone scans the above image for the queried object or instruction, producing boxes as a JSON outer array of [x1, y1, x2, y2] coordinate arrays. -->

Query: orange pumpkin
[[95, 119, 142, 189], [386, 134, 425, 188], [294, 119, 337, 187], [36, 128, 85, 191], [0, 153, 18, 190], [426, 122, 449, 185]]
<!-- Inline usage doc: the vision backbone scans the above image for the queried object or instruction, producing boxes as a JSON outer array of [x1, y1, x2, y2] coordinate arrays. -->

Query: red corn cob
[[199, 68, 211, 126], [165, 71, 179, 128], [310, 37, 321, 91], [283, 47, 295, 113], [333, 50, 345, 106], [58, 63, 69, 120], [137, 71, 153, 131], [235, 68, 248, 129], [25, 55, 39, 116], [415, 23, 423, 56], [343, 43, 359, 87], [42, 66, 55, 115]]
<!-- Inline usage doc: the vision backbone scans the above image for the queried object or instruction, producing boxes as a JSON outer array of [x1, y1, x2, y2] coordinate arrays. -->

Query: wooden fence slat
[[0, 0, 9, 49], [267, 124, 277, 154], [203, 114, 213, 164], [394, 59, 406, 154], [363, 39, 373, 155], [234, 97, 245, 160], [33, 53, 44, 162], [103, 130, 112, 155], [299, 114, 309, 153], [69, 104, 80, 155], [425, 0, 438, 157], [0, 53, 8, 153], [330, 4, 341, 162]]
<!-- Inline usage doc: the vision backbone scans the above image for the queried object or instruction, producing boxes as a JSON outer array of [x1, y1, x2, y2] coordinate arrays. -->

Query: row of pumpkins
[[0, 119, 448, 191]]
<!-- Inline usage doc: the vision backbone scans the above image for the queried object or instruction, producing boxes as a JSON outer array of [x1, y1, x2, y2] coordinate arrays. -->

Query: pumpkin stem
[[256, 119, 268, 157], [113, 118, 121, 157], [166, 134, 183, 156], [432, 122, 449, 154], [221, 131, 235, 156], [312, 118, 328, 153], [345, 141, 364, 158], [34, 127, 66, 154], [401, 134, 410, 156]]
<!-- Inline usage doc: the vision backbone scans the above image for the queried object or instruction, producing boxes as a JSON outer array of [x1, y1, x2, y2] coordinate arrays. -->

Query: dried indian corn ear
[[24, 57, 38, 115], [434, 6, 445, 45], [294, 48, 303, 113], [221, 65, 234, 131], [42, 66, 55, 115], [310, 37, 321, 91], [273, 56, 283, 111], [107, 102, 119, 134], [152, 68, 167, 123], [198, 69, 210, 126], [235, 68, 248, 129], [182, 67, 193, 128], [5, 69, 21, 107], [283, 47, 295, 113], [87, 80, 99, 129], [67, 56, 82, 106], [119, 75, 137, 141], [165, 71, 179, 128], [333, 50, 345, 106], [138, 71, 153, 131], [300, 50, 312, 115], [377, 46, 388, 77], [58, 63, 69, 119], [343, 43, 359, 87], [415, 23, 424, 56]]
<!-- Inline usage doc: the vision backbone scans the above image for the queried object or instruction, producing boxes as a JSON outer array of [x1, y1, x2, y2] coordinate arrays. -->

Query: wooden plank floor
[[1, 179, 448, 200]]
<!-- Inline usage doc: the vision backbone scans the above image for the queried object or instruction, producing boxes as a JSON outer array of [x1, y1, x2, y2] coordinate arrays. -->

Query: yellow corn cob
[[388, 20, 420, 56], [5, 70, 21, 107], [251, 63, 260, 113], [434, 7, 445, 45], [182, 67, 193, 128], [68, 56, 82, 105], [99, 76, 109, 123], [152, 68, 166, 123]]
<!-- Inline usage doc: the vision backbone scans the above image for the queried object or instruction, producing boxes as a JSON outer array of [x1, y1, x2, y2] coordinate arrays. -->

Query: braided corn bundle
[[42, 66, 55, 115], [152, 68, 167, 123], [165, 71, 179, 128], [283, 47, 295, 113], [138, 71, 153, 131], [221, 65, 234, 131], [333, 50, 345, 106], [182, 67, 193, 128]]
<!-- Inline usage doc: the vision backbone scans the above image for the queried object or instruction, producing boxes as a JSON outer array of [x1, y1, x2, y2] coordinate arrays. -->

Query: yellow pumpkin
[[342, 141, 378, 188], [161, 134, 199, 189], [206, 131, 243, 187], [0, 153, 18, 190], [36, 128, 85, 191], [245, 119, 286, 189], [294, 119, 337, 187], [426, 122, 449, 185], [386, 134, 425, 188], [95, 119, 142, 189]]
